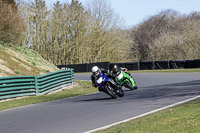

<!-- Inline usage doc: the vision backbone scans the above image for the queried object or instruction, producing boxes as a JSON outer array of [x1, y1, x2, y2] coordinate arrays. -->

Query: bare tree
[[16, 0, 132, 65], [132, 10, 179, 61], [0, 0, 24, 44], [149, 12, 200, 60], [85, 0, 131, 63]]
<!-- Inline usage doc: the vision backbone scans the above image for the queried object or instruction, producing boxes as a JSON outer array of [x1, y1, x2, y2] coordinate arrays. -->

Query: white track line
[[85, 95, 200, 133]]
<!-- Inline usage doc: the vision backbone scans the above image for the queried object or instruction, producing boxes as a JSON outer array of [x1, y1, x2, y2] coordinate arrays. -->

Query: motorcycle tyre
[[104, 85, 117, 99], [117, 88, 124, 97], [125, 81, 134, 90]]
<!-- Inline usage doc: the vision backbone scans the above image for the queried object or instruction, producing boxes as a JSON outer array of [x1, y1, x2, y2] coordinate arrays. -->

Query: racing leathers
[[91, 68, 111, 92], [110, 66, 132, 86]]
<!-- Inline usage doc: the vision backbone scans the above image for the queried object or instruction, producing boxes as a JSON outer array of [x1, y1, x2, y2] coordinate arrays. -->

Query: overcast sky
[[44, 0, 200, 28]]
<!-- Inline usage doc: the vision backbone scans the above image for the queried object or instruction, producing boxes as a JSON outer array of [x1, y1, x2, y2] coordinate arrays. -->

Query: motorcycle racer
[[111, 65, 137, 90], [91, 66, 111, 91], [111, 65, 132, 77], [91, 66, 124, 98]]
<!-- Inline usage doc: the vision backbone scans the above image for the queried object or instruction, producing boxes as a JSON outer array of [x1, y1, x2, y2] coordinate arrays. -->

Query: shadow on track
[[123, 79, 200, 101], [70, 80, 200, 103], [77, 97, 114, 102]]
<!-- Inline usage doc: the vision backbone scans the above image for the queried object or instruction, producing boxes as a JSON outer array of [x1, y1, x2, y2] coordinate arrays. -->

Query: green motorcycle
[[116, 70, 137, 90]]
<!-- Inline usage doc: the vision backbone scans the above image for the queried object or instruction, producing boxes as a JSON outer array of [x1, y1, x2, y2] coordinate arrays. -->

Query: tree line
[[131, 10, 200, 61], [0, 0, 24, 44], [1, 0, 199, 65], [15, 0, 133, 65]]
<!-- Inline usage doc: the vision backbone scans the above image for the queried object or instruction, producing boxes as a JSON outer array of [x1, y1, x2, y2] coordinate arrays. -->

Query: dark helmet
[[112, 65, 119, 73]]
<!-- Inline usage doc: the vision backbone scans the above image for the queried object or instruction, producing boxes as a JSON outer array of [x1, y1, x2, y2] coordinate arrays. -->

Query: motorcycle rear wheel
[[117, 88, 124, 97]]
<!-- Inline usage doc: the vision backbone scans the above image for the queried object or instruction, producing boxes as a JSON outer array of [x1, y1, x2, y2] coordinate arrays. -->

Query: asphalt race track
[[0, 73, 200, 133]]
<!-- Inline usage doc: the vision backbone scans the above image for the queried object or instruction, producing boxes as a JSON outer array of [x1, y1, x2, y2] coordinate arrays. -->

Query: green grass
[[0, 44, 59, 77], [0, 81, 97, 111], [13, 46, 59, 72], [96, 98, 200, 133], [14, 71, 20, 74]]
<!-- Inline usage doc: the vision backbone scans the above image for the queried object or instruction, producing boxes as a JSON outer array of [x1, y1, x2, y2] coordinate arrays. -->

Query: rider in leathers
[[110, 65, 133, 85], [111, 65, 132, 77], [91, 66, 112, 92], [111, 64, 138, 89], [91, 66, 125, 92]]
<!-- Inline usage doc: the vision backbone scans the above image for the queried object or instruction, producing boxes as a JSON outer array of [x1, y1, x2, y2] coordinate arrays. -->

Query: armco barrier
[[0, 70, 74, 100], [0, 76, 36, 100]]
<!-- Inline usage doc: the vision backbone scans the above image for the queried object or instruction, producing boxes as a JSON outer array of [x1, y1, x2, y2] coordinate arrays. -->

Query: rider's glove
[[92, 83, 97, 87]]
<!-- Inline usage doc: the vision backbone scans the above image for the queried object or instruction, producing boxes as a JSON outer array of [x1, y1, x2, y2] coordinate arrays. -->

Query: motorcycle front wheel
[[104, 85, 117, 99], [125, 81, 134, 90]]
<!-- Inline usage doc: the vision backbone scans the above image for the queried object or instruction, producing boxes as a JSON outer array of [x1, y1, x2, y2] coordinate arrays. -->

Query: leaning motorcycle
[[95, 72, 124, 99], [116, 70, 137, 90]]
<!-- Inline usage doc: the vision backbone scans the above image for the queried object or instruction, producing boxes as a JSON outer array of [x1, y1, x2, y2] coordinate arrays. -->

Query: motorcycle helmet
[[113, 65, 119, 73], [92, 66, 99, 76]]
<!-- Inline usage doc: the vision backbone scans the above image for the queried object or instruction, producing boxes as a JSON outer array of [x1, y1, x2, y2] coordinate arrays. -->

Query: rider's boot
[[98, 87, 103, 92]]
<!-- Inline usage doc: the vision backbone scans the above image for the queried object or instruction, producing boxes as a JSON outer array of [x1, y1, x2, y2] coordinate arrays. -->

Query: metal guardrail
[[0, 70, 74, 100]]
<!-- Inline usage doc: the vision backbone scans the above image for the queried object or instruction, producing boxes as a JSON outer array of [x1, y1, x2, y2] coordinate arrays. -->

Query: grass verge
[[0, 81, 97, 111], [96, 98, 200, 133]]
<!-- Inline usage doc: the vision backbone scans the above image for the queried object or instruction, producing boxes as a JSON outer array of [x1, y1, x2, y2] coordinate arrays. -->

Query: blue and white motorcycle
[[95, 72, 124, 98]]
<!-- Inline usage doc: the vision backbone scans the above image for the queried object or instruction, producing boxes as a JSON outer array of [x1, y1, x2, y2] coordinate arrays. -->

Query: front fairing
[[116, 70, 125, 83], [117, 71, 135, 86], [95, 73, 110, 87]]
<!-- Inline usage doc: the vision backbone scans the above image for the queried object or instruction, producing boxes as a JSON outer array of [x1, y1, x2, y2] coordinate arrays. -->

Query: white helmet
[[92, 66, 99, 76]]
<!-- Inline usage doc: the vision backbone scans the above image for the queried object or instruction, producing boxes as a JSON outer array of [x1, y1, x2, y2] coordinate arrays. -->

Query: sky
[[44, 0, 200, 28]]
